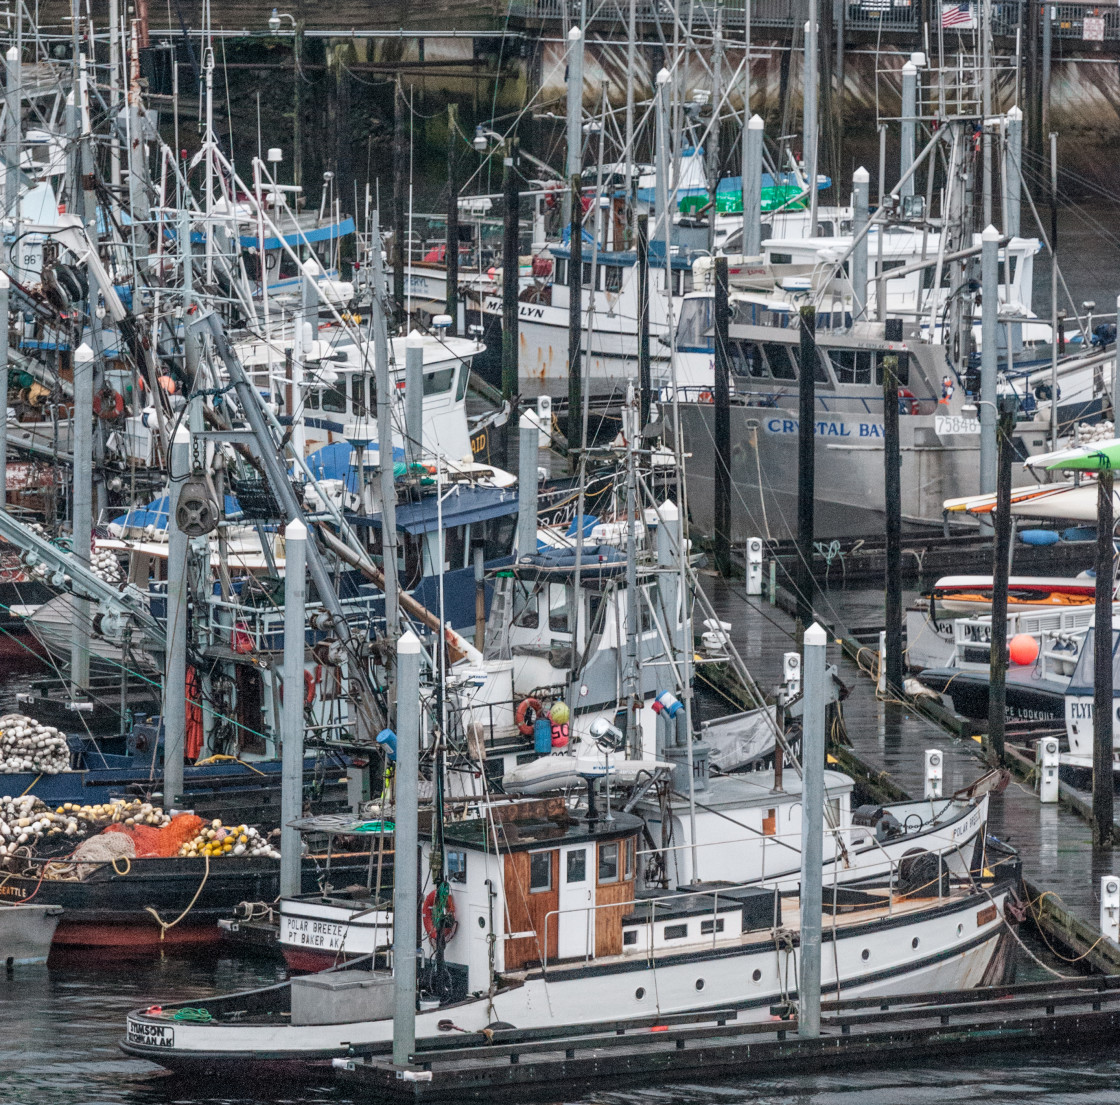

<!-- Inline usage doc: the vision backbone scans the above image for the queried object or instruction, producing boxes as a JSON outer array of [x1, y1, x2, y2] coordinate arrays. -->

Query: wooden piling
[[987, 403, 1015, 766], [445, 103, 459, 336], [713, 256, 731, 577], [1093, 469, 1115, 845], [567, 174, 583, 466], [500, 136, 520, 467], [796, 306, 816, 632], [882, 350, 902, 696], [392, 77, 406, 319]]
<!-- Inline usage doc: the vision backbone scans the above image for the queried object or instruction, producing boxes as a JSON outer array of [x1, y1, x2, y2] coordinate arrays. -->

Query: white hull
[[0, 903, 61, 965], [126, 883, 1013, 1069]]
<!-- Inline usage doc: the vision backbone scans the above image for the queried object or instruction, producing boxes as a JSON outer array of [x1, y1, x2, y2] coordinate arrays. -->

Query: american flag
[[941, 1, 976, 26]]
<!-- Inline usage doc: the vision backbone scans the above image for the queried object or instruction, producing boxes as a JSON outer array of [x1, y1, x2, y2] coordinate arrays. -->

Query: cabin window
[[997, 257, 1018, 285], [701, 918, 725, 935], [567, 849, 587, 883], [582, 262, 594, 286], [598, 842, 619, 884], [423, 368, 456, 396], [305, 387, 319, 410], [817, 221, 835, 237], [351, 374, 367, 412], [877, 259, 905, 278], [625, 837, 635, 880], [769, 252, 793, 265], [530, 850, 552, 892], [670, 268, 693, 297], [455, 363, 469, 402], [921, 265, 952, 290], [763, 343, 797, 381], [827, 797, 842, 826], [676, 298, 713, 351], [443, 524, 466, 571], [732, 340, 767, 379], [512, 583, 539, 628], [604, 265, 623, 293], [278, 252, 301, 280], [790, 344, 831, 384], [482, 514, 517, 559], [664, 923, 688, 940], [555, 258, 568, 284], [623, 929, 638, 946], [874, 353, 910, 387], [448, 850, 467, 884], [763, 808, 776, 836], [321, 384, 347, 413], [829, 349, 873, 386], [549, 583, 572, 633]]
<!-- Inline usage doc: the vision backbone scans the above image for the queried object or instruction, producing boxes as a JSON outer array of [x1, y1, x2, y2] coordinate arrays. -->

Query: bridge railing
[[509, 0, 1120, 43]]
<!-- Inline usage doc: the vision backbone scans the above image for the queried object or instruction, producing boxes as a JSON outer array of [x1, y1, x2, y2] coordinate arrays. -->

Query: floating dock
[[334, 976, 1120, 1099]]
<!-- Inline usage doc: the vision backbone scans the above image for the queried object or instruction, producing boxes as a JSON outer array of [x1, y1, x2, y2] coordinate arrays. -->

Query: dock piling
[[393, 630, 422, 1068], [0, 272, 7, 507], [517, 422, 539, 557], [1092, 469, 1115, 845], [882, 347, 902, 695], [852, 168, 869, 320], [567, 174, 583, 465], [445, 104, 459, 335], [987, 401, 1015, 765], [799, 621, 827, 1038], [979, 225, 1000, 520], [280, 520, 306, 899], [501, 137, 520, 467], [392, 78, 405, 318], [563, 26, 583, 227], [796, 307, 817, 633], [163, 424, 190, 810], [3, 46, 17, 218], [713, 256, 731, 576], [70, 341, 94, 695], [742, 115, 763, 257], [900, 61, 916, 199], [405, 331, 424, 468]]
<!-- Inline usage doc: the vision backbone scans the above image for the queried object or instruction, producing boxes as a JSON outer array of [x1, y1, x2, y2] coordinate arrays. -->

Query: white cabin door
[[468, 904, 490, 993], [557, 844, 595, 960]]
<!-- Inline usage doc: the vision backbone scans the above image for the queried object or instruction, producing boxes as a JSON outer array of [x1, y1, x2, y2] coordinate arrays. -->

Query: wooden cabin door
[[557, 844, 595, 960]]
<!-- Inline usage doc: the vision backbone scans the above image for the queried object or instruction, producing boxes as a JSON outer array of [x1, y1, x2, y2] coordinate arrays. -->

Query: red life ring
[[422, 889, 458, 943], [698, 390, 713, 403], [516, 697, 544, 736], [304, 668, 317, 706], [92, 389, 124, 420], [898, 388, 919, 415]]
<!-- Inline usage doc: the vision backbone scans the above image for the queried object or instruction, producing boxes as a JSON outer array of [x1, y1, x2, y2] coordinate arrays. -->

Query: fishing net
[[103, 813, 205, 857]]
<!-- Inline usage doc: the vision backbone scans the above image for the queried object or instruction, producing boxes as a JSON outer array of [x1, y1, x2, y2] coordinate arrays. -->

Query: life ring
[[698, 390, 713, 403], [898, 388, 918, 415], [516, 697, 544, 736], [422, 889, 458, 943], [92, 388, 125, 420], [304, 668, 317, 707]]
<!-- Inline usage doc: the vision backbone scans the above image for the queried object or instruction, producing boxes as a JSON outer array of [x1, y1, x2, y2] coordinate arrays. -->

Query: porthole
[[635, 987, 646, 1000], [752, 969, 762, 982], [957, 923, 964, 937], [861, 949, 869, 961], [477, 916, 486, 928], [695, 978, 705, 991], [912, 937, 919, 949]]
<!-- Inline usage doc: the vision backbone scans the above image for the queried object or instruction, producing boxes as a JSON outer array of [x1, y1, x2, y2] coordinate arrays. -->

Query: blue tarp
[[305, 441, 407, 494], [238, 218, 356, 252], [111, 493, 242, 531]]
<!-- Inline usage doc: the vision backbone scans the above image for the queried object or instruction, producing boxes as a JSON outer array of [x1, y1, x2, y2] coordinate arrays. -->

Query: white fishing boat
[[122, 802, 1017, 1074]]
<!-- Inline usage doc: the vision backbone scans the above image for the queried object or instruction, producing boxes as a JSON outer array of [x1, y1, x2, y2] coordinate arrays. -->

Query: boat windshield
[[676, 297, 713, 351], [1067, 628, 1120, 695]]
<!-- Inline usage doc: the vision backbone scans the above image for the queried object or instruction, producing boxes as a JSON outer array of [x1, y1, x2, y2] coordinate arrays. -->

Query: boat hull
[[122, 882, 1015, 1075], [0, 853, 384, 948], [0, 903, 62, 965]]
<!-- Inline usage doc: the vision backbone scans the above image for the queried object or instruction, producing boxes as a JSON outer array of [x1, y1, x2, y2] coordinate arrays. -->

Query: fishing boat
[[120, 800, 1018, 1074]]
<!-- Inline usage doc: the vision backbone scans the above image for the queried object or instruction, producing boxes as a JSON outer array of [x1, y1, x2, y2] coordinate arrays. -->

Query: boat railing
[[538, 852, 953, 972], [204, 592, 381, 654], [950, 608, 1091, 677]]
